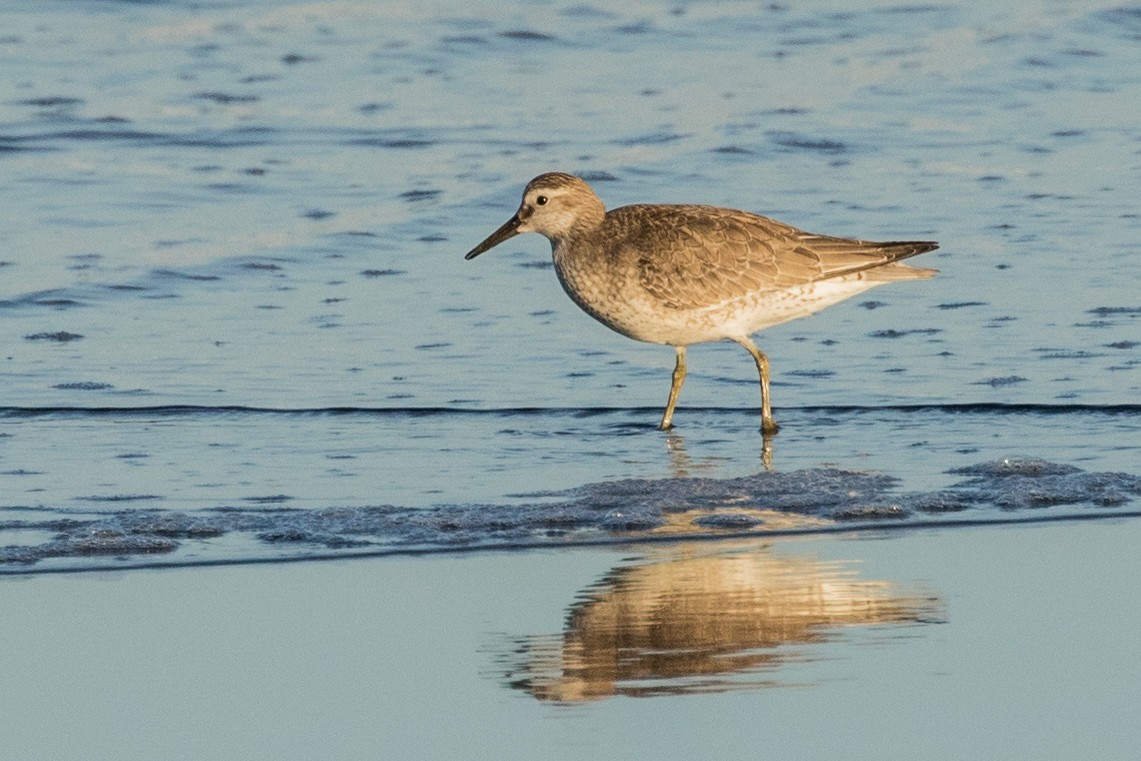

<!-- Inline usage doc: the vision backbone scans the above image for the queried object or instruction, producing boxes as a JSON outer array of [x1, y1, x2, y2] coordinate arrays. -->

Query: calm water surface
[[1, 0, 1139, 755]]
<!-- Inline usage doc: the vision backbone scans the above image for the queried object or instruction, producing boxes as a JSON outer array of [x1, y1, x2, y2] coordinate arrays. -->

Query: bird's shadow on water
[[490, 427, 909, 704], [491, 538, 945, 702]]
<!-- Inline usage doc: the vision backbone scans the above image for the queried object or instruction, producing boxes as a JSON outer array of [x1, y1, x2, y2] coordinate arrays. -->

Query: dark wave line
[[1, 403, 1139, 419], [4, 507, 1140, 577]]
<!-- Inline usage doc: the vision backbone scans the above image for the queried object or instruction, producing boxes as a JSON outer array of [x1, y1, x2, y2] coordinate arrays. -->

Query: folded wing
[[610, 204, 938, 310]]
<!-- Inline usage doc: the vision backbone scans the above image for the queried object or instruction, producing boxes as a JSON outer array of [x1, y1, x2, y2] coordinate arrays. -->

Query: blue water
[[4, 6, 1141, 759], [2, 0, 1139, 571]]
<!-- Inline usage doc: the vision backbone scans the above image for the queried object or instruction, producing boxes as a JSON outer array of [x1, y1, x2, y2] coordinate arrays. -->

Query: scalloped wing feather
[[605, 205, 937, 310]]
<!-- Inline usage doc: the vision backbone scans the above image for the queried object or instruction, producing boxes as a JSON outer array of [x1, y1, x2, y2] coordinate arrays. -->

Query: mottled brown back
[[597, 204, 937, 310]]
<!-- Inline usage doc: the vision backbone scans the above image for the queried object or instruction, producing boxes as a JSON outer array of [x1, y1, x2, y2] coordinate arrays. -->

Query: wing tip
[[880, 240, 940, 259]]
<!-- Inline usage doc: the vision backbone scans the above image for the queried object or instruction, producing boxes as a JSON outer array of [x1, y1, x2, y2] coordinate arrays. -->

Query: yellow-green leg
[[658, 346, 687, 430], [733, 337, 780, 435]]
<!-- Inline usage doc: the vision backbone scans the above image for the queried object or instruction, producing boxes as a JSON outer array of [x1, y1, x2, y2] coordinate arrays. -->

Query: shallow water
[[1, 0, 1140, 752], [3, 0, 1139, 571], [2, 405, 1140, 571]]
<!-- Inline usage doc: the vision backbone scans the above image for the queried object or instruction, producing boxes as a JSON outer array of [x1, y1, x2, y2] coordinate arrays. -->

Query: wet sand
[[3, 516, 1140, 760]]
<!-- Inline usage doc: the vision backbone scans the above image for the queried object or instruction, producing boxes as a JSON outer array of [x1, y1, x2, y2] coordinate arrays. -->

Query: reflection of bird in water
[[501, 545, 942, 702], [466, 172, 937, 434], [664, 429, 773, 475]]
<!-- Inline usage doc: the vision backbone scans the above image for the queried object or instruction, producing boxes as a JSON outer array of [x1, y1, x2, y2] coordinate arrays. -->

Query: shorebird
[[464, 172, 938, 434]]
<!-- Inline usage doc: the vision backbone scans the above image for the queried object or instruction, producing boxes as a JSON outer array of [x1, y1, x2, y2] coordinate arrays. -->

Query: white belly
[[584, 276, 889, 346]]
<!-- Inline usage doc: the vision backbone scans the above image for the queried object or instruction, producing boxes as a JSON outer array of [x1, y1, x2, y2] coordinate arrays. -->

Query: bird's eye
[[535, 195, 548, 206]]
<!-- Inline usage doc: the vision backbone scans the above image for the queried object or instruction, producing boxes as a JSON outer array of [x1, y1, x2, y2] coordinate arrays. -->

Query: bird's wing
[[609, 205, 936, 310]]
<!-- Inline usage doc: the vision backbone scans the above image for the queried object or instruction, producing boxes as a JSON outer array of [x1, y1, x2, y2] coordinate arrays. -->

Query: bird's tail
[[865, 241, 939, 280], [803, 236, 940, 281]]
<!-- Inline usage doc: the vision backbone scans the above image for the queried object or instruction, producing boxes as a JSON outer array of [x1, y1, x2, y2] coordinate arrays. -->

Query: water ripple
[[2, 456, 1139, 574]]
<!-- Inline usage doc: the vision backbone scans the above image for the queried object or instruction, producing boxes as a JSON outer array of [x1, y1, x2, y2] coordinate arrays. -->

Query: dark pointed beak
[[464, 213, 523, 260]]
